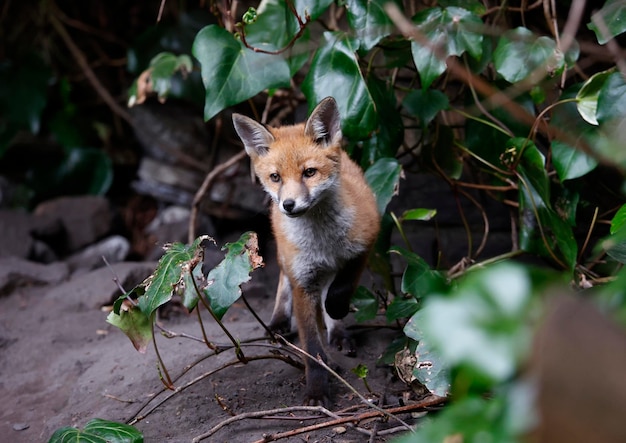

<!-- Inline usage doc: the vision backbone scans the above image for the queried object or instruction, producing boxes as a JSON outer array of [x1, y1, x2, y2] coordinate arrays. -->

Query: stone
[[0, 257, 69, 295], [0, 210, 63, 260], [34, 196, 113, 253], [66, 235, 130, 273]]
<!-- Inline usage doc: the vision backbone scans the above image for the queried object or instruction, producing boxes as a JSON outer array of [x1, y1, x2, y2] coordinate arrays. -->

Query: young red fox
[[232, 97, 380, 404]]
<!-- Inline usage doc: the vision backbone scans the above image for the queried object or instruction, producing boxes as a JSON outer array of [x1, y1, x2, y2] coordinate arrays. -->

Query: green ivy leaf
[[48, 419, 143, 443], [302, 32, 377, 140], [137, 236, 209, 317], [414, 336, 450, 397], [391, 247, 448, 299], [106, 303, 152, 353], [597, 71, 626, 125], [204, 232, 262, 320], [588, 0, 626, 44], [575, 69, 613, 125], [364, 157, 402, 214], [551, 139, 598, 181], [243, 0, 310, 76], [407, 263, 535, 384], [345, 0, 401, 51], [192, 25, 290, 121], [351, 286, 379, 322], [402, 88, 450, 126], [494, 27, 561, 83], [410, 6, 483, 89]]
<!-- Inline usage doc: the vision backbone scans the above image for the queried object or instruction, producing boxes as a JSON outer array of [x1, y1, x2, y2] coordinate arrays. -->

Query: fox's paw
[[268, 316, 291, 336], [304, 385, 330, 407], [329, 328, 356, 357]]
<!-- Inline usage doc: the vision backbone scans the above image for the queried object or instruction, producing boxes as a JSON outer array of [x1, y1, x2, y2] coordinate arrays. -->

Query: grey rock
[[46, 261, 157, 308], [0, 257, 69, 295], [0, 210, 63, 260], [66, 235, 130, 273], [34, 196, 113, 253]]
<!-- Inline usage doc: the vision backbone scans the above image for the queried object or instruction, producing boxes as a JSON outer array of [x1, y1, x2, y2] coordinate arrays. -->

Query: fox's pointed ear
[[232, 114, 274, 157], [305, 97, 342, 147]]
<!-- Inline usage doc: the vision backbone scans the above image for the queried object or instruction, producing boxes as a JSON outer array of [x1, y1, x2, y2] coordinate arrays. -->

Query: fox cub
[[232, 97, 380, 404]]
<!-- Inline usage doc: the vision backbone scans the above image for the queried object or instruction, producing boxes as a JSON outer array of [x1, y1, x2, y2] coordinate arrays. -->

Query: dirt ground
[[0, 250, 418, 442]]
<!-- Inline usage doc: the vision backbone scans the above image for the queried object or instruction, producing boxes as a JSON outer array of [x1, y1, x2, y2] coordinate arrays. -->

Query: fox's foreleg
[[268, 271, 292, 334], [291, 283, 329, 405], [324, 252, 369, 320]]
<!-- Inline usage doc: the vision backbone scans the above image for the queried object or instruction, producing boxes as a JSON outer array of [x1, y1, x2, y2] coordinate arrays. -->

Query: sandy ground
[[0, 257, 416, 443]]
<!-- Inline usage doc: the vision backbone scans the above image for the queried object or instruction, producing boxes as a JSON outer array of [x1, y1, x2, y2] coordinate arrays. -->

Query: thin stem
[[151, 314, 174, 389]]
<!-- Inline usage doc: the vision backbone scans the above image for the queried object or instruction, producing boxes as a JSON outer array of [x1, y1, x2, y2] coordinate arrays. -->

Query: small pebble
[[333, 426, 347, 434], [13, 423, 29, 431]]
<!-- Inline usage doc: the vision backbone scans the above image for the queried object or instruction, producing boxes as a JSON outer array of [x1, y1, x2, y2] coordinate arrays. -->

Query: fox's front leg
[[323, 253, 370, 356], [292, 284, 329, 405], [268, 272, 292, 334], [325, 252, 369, 321]]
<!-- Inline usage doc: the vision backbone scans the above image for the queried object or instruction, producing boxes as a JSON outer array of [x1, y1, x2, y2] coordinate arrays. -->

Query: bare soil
[[0, 254, 416, 442]]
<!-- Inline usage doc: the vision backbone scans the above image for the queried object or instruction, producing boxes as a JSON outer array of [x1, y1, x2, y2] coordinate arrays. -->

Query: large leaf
[[410, 6, 483, 89], [204, 232, 263, 320], [192, 25, 290, 121], [494, 27, 561, 83], [588, 0, 626, 44], [364, 157, 402, 214], [345, 0, 401, 51], [48, 419, 143, 443], [302, 32, 377, 140], [243, 0, 310, 76], [551, 139, 598, 181], [405, 263, 535, 384]]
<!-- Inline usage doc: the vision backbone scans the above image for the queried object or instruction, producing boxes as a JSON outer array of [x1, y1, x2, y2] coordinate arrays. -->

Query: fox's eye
[[303, 168, 317, 178], [269, 173, 281, 183]]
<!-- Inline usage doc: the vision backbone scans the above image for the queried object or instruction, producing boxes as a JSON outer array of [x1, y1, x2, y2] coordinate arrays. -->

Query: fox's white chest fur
[[280, 196, 364, 288]]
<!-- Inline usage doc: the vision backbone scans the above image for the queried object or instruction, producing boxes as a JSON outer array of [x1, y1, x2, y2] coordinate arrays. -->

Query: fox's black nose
[[283, 199, 296, 213]]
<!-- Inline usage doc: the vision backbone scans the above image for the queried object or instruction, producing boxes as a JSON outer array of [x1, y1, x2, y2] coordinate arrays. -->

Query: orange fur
[[233, 97, 380, 405]]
